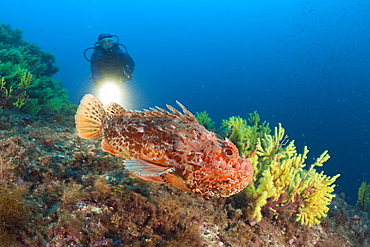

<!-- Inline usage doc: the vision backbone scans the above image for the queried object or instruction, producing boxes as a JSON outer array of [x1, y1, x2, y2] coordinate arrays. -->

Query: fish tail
[[75, 94, 105, 139]]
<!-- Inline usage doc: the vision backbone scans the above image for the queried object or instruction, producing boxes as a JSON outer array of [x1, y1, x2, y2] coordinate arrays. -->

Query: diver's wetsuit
[[91, 44, 135, 84]]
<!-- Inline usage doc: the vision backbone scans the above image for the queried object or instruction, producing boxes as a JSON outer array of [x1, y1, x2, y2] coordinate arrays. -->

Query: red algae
[[0, 109, 369, 246]]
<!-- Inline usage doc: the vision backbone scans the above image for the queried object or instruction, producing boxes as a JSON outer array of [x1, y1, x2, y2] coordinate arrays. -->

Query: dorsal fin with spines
[[101, 100, 198, 123]]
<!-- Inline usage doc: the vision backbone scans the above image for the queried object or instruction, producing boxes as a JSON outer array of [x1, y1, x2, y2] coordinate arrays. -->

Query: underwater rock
[[0, 109, 368, 246]]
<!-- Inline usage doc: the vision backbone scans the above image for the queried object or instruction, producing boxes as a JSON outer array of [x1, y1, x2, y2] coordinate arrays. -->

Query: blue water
[[2, 0, 369, 205]]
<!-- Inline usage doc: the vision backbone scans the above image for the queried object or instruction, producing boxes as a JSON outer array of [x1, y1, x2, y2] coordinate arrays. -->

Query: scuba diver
[[84, 33, 135, 85]]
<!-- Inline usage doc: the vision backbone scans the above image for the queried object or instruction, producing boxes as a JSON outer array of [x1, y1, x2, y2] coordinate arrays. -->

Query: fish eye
[[224, 149, 233, 156]]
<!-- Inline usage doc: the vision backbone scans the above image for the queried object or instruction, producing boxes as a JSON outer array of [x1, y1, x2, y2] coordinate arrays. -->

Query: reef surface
[[0, 109, 369, 246]]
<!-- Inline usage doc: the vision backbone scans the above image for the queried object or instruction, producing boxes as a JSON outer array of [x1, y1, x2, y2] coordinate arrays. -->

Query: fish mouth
[[215, 171, 253, 198]]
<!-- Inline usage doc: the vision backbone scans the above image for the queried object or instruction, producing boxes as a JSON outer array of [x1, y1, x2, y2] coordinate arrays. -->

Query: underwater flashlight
[[97, 81, 121, 105], [94, 80, 132, 108]]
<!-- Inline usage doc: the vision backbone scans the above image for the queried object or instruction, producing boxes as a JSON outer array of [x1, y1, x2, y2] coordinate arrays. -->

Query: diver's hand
[[122, 68, 132, 80]]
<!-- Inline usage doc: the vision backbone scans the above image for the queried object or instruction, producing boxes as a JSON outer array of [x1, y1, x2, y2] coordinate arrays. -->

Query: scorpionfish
[[75, 94, 253, 199]]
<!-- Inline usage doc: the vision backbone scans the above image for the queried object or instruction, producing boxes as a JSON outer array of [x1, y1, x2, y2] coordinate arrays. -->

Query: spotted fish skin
[[75, 94, 253, 199]]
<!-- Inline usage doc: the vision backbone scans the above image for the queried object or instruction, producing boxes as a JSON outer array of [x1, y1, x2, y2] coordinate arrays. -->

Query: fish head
[[184, 138, 254, 199], [213, 138, 251, 172]]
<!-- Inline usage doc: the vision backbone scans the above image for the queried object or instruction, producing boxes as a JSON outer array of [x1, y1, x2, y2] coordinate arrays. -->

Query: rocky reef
[[0, 109, 369, 246]]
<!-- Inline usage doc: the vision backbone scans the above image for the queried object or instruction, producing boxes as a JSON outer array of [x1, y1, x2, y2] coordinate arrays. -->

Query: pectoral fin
[[124, 159, 176, 177], [128, 160, 192, 193]]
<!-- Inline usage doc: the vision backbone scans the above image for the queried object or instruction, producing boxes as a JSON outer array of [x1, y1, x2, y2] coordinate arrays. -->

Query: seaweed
[[0, 23, 76, 115]]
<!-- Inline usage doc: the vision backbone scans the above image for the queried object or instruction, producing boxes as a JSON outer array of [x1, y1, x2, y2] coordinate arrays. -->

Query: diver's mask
[[100, 38, 114, 50]]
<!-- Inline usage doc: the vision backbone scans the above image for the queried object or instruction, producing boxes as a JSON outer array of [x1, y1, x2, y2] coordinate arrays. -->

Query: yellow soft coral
[[19, 71, 32, 88], [1, 71, 31, 109], [221, 112, 270, 156], [245, 124, 340, 226], [196, 111, 339, 226], [221, 116, 249, 153], [357, 181, 370, 213], [195, 111, 215, 131]]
